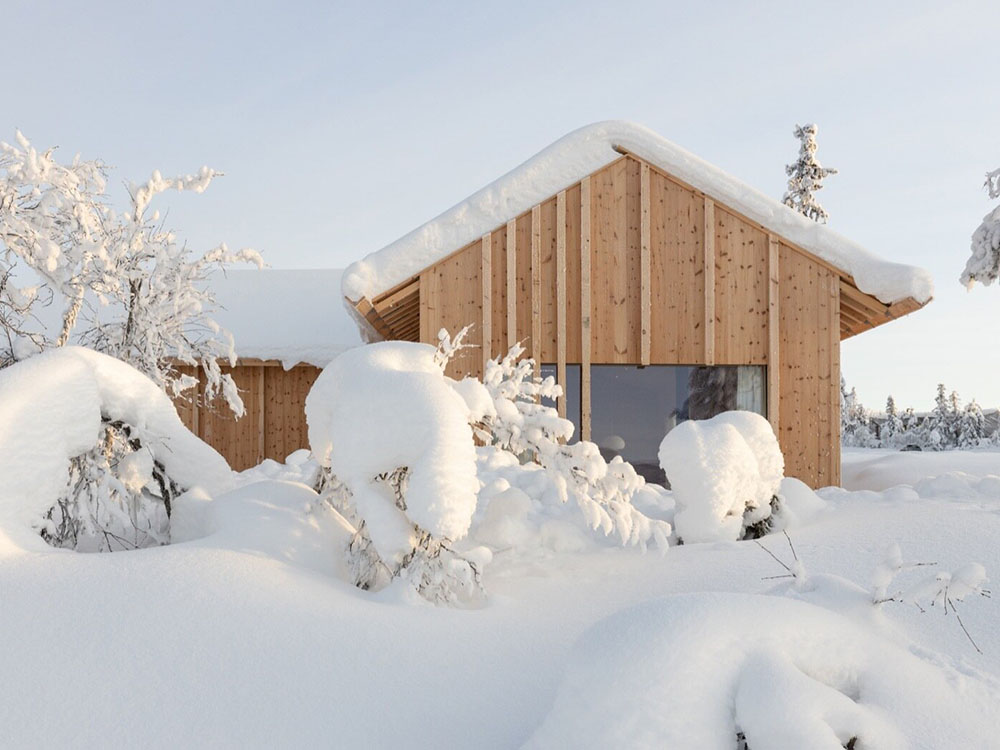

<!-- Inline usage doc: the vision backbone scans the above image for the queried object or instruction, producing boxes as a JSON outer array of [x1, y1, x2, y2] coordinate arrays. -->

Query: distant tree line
[[841, 379, 993, 450]]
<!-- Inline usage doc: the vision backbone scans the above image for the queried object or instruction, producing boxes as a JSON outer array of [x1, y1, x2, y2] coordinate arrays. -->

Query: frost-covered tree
[[0, 132, 261, 415], [479, 341, 672, 552], [921, 384, 954, 450], [841, 378, 877, 447], [881, 396, 905, 448], [957, 399, 987, 449], [960, 167, 1000, 288], [782, 123, 838, 223]]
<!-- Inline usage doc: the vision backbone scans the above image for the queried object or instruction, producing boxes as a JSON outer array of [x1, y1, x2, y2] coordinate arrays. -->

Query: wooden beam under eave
[[703, 196, 716, 365], [481, 233, 492, 373], [640, 162, 651, 366], [506, 219, 517, 351], [352, 297, 393, 340], [767, 234, 780, 434], [556, 190, 568, 419], [256, 366, 266, 464], [581, 176, 592, 442], [531, 205, 542, 376]]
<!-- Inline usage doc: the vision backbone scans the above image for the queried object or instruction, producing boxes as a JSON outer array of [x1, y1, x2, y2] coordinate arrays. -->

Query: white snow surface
[[210, 269, 362, 368], [526, 592, 998, 749], [306, 341, 479, 557], [0, 347, 234, 550], [343, 121, 933, 305], [0, 447, 999, 746], [842, 447, 1000, 492]]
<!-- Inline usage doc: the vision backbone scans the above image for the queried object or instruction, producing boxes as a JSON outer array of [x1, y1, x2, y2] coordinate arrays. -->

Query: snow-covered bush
[[782, 123, 838, 223], [658, 411, 784, 543], [0, 132, 262, 415], [306, 337, 486, 604], [0, 347, 233, 552], [476, 341, 671, 552]]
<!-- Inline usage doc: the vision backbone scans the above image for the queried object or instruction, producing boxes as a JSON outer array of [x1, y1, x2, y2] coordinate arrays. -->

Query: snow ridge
[[343, 121, 933, 306]]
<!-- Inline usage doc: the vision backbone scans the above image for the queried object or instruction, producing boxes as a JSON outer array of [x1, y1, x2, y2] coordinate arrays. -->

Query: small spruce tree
[[960, 167, 1000, 287], [782, 123, 838, 223], [958, 399, 987, 449], [881, 396, 904, 448]]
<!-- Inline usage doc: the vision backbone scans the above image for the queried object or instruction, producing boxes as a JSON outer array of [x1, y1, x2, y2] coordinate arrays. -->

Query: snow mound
[[344, 121, 932, 305], [172, 480, 355, 578], [0, 347, 234, 551], [525, 592, 1000, 749], [305, 341, 479, 561], [658, 411, 782, 543]]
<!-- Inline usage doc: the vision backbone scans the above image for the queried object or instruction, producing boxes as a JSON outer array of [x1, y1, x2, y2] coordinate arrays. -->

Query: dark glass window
[[540, 364, 581, 443], [590, 365, 766, 485]]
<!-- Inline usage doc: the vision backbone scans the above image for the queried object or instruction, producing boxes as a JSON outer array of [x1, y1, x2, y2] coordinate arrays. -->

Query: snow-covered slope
[[343, 121, 933, 306]]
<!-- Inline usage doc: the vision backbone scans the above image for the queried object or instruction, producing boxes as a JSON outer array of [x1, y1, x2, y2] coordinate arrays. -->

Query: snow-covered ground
[[2, 446, 999, 747]]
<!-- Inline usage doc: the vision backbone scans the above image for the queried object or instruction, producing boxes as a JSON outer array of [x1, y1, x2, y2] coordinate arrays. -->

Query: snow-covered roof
[[212, 269, 362, 368], [342, 121, 933, 306]]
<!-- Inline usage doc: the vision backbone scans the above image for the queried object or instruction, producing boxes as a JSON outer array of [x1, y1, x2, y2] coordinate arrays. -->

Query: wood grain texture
[[481, 233, 492, 371], [704, 196, 716, 365], [556, 190, 568, 419], [640, 161, 651, 366], [506, 219, 517, 350], [767, 234, 780, 433], [580, 175, 592, 441], [531, 204, 542, 375]]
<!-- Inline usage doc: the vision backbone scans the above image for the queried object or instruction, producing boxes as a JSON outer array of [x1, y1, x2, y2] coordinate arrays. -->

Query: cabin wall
[[175, 363, 321, 472], [416, 154, 841, 487]]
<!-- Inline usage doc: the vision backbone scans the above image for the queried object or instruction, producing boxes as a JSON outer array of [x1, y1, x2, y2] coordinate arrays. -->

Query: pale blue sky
[[7, 0, 1000, 410]]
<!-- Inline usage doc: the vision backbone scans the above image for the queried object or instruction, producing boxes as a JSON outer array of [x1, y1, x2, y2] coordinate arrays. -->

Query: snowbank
[[526, 592, 1000, 749], [658, 411, 783, 543], [344, 121, 933, 305], [0, 347, 234, 550], [843, 447, 1000, 492], [306, 341, 479, 561]]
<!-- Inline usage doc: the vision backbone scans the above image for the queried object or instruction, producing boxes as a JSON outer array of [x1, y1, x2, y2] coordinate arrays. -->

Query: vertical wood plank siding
[[359, 154, 846, 487]]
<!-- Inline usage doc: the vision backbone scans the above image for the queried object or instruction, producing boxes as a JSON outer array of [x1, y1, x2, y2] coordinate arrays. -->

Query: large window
[[540, 364, 581, 442], [590, 365, 766, 485]]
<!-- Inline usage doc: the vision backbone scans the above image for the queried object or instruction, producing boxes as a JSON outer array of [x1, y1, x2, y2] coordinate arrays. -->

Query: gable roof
[[342, 121, 933, 307]]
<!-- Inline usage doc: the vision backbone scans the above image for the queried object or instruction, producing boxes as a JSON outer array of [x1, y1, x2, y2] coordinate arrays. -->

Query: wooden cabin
[[341, 122, 933, 488]]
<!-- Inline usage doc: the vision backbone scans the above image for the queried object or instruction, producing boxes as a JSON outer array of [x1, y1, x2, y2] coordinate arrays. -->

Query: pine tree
[[840, 378, 876, 447], [882, 395, 904, 448], [958, 399, 987, 449], [921, 384, 953, 450], [782, 123, 838, 223], [961, 167, 1000, 288]]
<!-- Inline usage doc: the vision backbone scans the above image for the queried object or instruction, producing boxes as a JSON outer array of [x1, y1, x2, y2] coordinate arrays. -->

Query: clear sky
[[7, 0, 1000, 411]]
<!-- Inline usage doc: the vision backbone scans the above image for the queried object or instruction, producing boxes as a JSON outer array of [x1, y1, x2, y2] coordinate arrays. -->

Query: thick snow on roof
[[343, 121, 933, 306], [212, 269, 362, 368]]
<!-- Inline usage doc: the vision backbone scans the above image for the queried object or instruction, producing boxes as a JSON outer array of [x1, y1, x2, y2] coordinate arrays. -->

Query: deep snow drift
[[0, 444, 998, 747]]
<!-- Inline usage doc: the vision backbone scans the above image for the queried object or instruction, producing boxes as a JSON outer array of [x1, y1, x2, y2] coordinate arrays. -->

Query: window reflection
[[591, 365, 766, 485]]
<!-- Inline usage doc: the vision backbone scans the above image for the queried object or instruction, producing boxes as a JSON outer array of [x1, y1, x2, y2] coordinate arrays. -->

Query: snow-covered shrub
[[0, 132, 262, 415], [782, 123, 838, 223], [476, 342, 671, 552], [658, 411, 784, 543], [0, 347, 233, 552], [305, 338, 485, 604]]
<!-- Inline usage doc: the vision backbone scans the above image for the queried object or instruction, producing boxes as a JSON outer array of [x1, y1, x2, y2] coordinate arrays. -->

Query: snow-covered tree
[[960, 167, 1000, 288], [957, 399, 987, 449], [479, 341, 672, 552], [0, 132, 262, 415], [881, 395, 905, 448], [841, 378, 877, 447], [920, 384, 954, 450], [782, 123, 838, 223]]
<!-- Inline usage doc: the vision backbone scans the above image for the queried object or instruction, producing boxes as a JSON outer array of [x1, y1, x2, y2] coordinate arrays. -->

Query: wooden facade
[[175, 360, 321, 472], [353, 153, 927, 488]]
